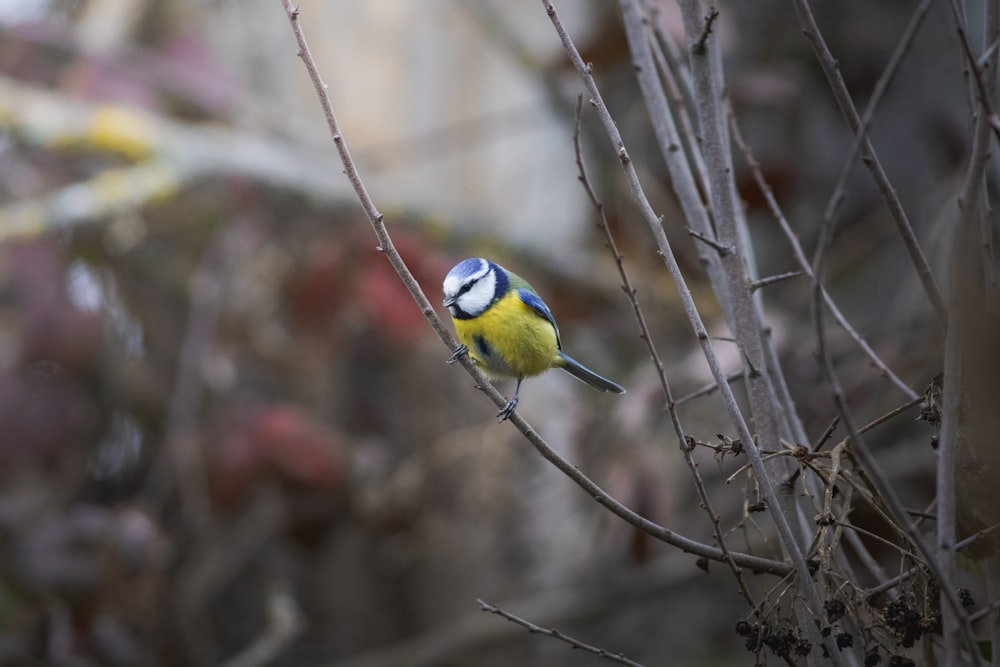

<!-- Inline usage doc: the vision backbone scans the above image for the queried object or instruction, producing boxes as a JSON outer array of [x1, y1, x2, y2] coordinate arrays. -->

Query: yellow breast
[[452, 290, 560, 379]]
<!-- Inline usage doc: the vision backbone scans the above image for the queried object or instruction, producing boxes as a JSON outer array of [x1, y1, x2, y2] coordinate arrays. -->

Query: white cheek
[[458, 272, 495, 315], [443, 274, 463, 296]]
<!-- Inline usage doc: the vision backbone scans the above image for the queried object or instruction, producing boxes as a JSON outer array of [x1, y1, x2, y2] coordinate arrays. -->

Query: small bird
[[442, 257, 625, 421]]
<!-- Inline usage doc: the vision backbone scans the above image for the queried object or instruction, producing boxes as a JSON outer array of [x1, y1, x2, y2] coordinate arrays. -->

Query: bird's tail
[[557, 353, 626, 394]]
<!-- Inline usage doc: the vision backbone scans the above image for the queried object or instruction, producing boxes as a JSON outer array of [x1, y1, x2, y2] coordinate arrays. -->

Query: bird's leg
[[449, 344, 485, 391], [447, 344, 469, 364], [497, 378, 522, 422]]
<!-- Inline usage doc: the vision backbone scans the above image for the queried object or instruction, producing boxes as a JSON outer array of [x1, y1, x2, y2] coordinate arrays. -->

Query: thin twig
[[548, 0, 808, 600], [728, 114, 919, 401], [816, 0, 936, 281], [324, 550, 716, 667], [791, 0, 947, 329], [810, 102, 983, 667], [749, 271, 803, 292], [946, 0, 1000, 144], [573, 97, 669, 406], [865, 521, 1000, 598], [686, 227, 732, 255], [811, 416, 840, 452], [668, 0, 839, 660], [277, 0, 790, 578], [692, 7, 719, 55], [674, 370, 745, 407], [477, 599, 645, 667], [575, 96, 758, 610], [646, 3, 812, 454]]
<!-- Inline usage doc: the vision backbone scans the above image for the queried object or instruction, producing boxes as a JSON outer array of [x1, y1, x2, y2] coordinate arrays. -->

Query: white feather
[[443, 259, 496, 317], [456, 269, 495, 316]]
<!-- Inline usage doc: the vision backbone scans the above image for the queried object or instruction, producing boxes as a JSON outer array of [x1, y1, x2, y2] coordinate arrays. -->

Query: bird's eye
[[457, 281, 474, 296]]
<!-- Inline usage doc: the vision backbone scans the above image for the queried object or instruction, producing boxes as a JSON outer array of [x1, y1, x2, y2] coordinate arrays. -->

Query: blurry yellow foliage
[[85, 106, 158, 160]]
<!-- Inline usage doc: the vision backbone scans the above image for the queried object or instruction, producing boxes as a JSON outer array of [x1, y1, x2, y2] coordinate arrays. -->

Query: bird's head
[[442, 258, 506, 319]]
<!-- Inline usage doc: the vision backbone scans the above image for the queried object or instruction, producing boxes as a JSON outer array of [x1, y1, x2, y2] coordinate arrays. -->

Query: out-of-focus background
[[0, 0, 966, 665]]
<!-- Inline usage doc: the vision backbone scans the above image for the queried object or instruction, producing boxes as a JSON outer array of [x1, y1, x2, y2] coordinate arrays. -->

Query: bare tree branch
[[477, 599, 645, 667], [728, 116, 919, 401], [790, 0, 948, 329], [574, 95, 758, 611]]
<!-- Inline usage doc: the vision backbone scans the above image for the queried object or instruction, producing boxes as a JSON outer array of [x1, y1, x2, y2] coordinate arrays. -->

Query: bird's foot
[[496, 396, 518, 422], [447, 344, 468, 364]]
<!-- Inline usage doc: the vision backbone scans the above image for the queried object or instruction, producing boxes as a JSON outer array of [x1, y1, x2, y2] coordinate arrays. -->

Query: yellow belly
[[453, 292, 560, 379]]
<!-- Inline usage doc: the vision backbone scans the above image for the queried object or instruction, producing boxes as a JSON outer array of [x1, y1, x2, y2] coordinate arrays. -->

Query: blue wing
[[516, 288, 562, 349]]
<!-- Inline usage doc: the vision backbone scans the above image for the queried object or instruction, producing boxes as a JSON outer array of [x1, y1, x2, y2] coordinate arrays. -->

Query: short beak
[[443, 295, 455, 308]]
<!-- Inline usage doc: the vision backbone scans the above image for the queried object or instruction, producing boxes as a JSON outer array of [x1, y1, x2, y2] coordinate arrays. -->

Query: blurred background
[[0, 0, 968, 665]]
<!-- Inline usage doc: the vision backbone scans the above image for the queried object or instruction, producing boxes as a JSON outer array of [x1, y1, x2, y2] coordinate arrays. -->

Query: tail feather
[[557, 353, 626, 394]]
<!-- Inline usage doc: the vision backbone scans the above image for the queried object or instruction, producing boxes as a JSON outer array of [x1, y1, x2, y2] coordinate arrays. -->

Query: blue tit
[[442, 257, 625, 421]]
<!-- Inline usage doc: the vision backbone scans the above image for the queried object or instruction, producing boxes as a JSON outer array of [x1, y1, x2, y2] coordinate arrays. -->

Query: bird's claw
[[496, 397, 518, 422], [447, 344, 468, 364]]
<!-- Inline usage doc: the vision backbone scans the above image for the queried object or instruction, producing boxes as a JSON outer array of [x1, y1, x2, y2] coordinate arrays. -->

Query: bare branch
[[546, 0, 817, 616], [674, 370, 745, 407], [686, 227, 733, 255], [749, 271, 803, 292], [728, 115, 919, 401], [477, 599, 645, 667], [575, 96, 758, 609], [816, 0, 936, 278], [572, 97, 670, 407], [790, 0, 947, 328]]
